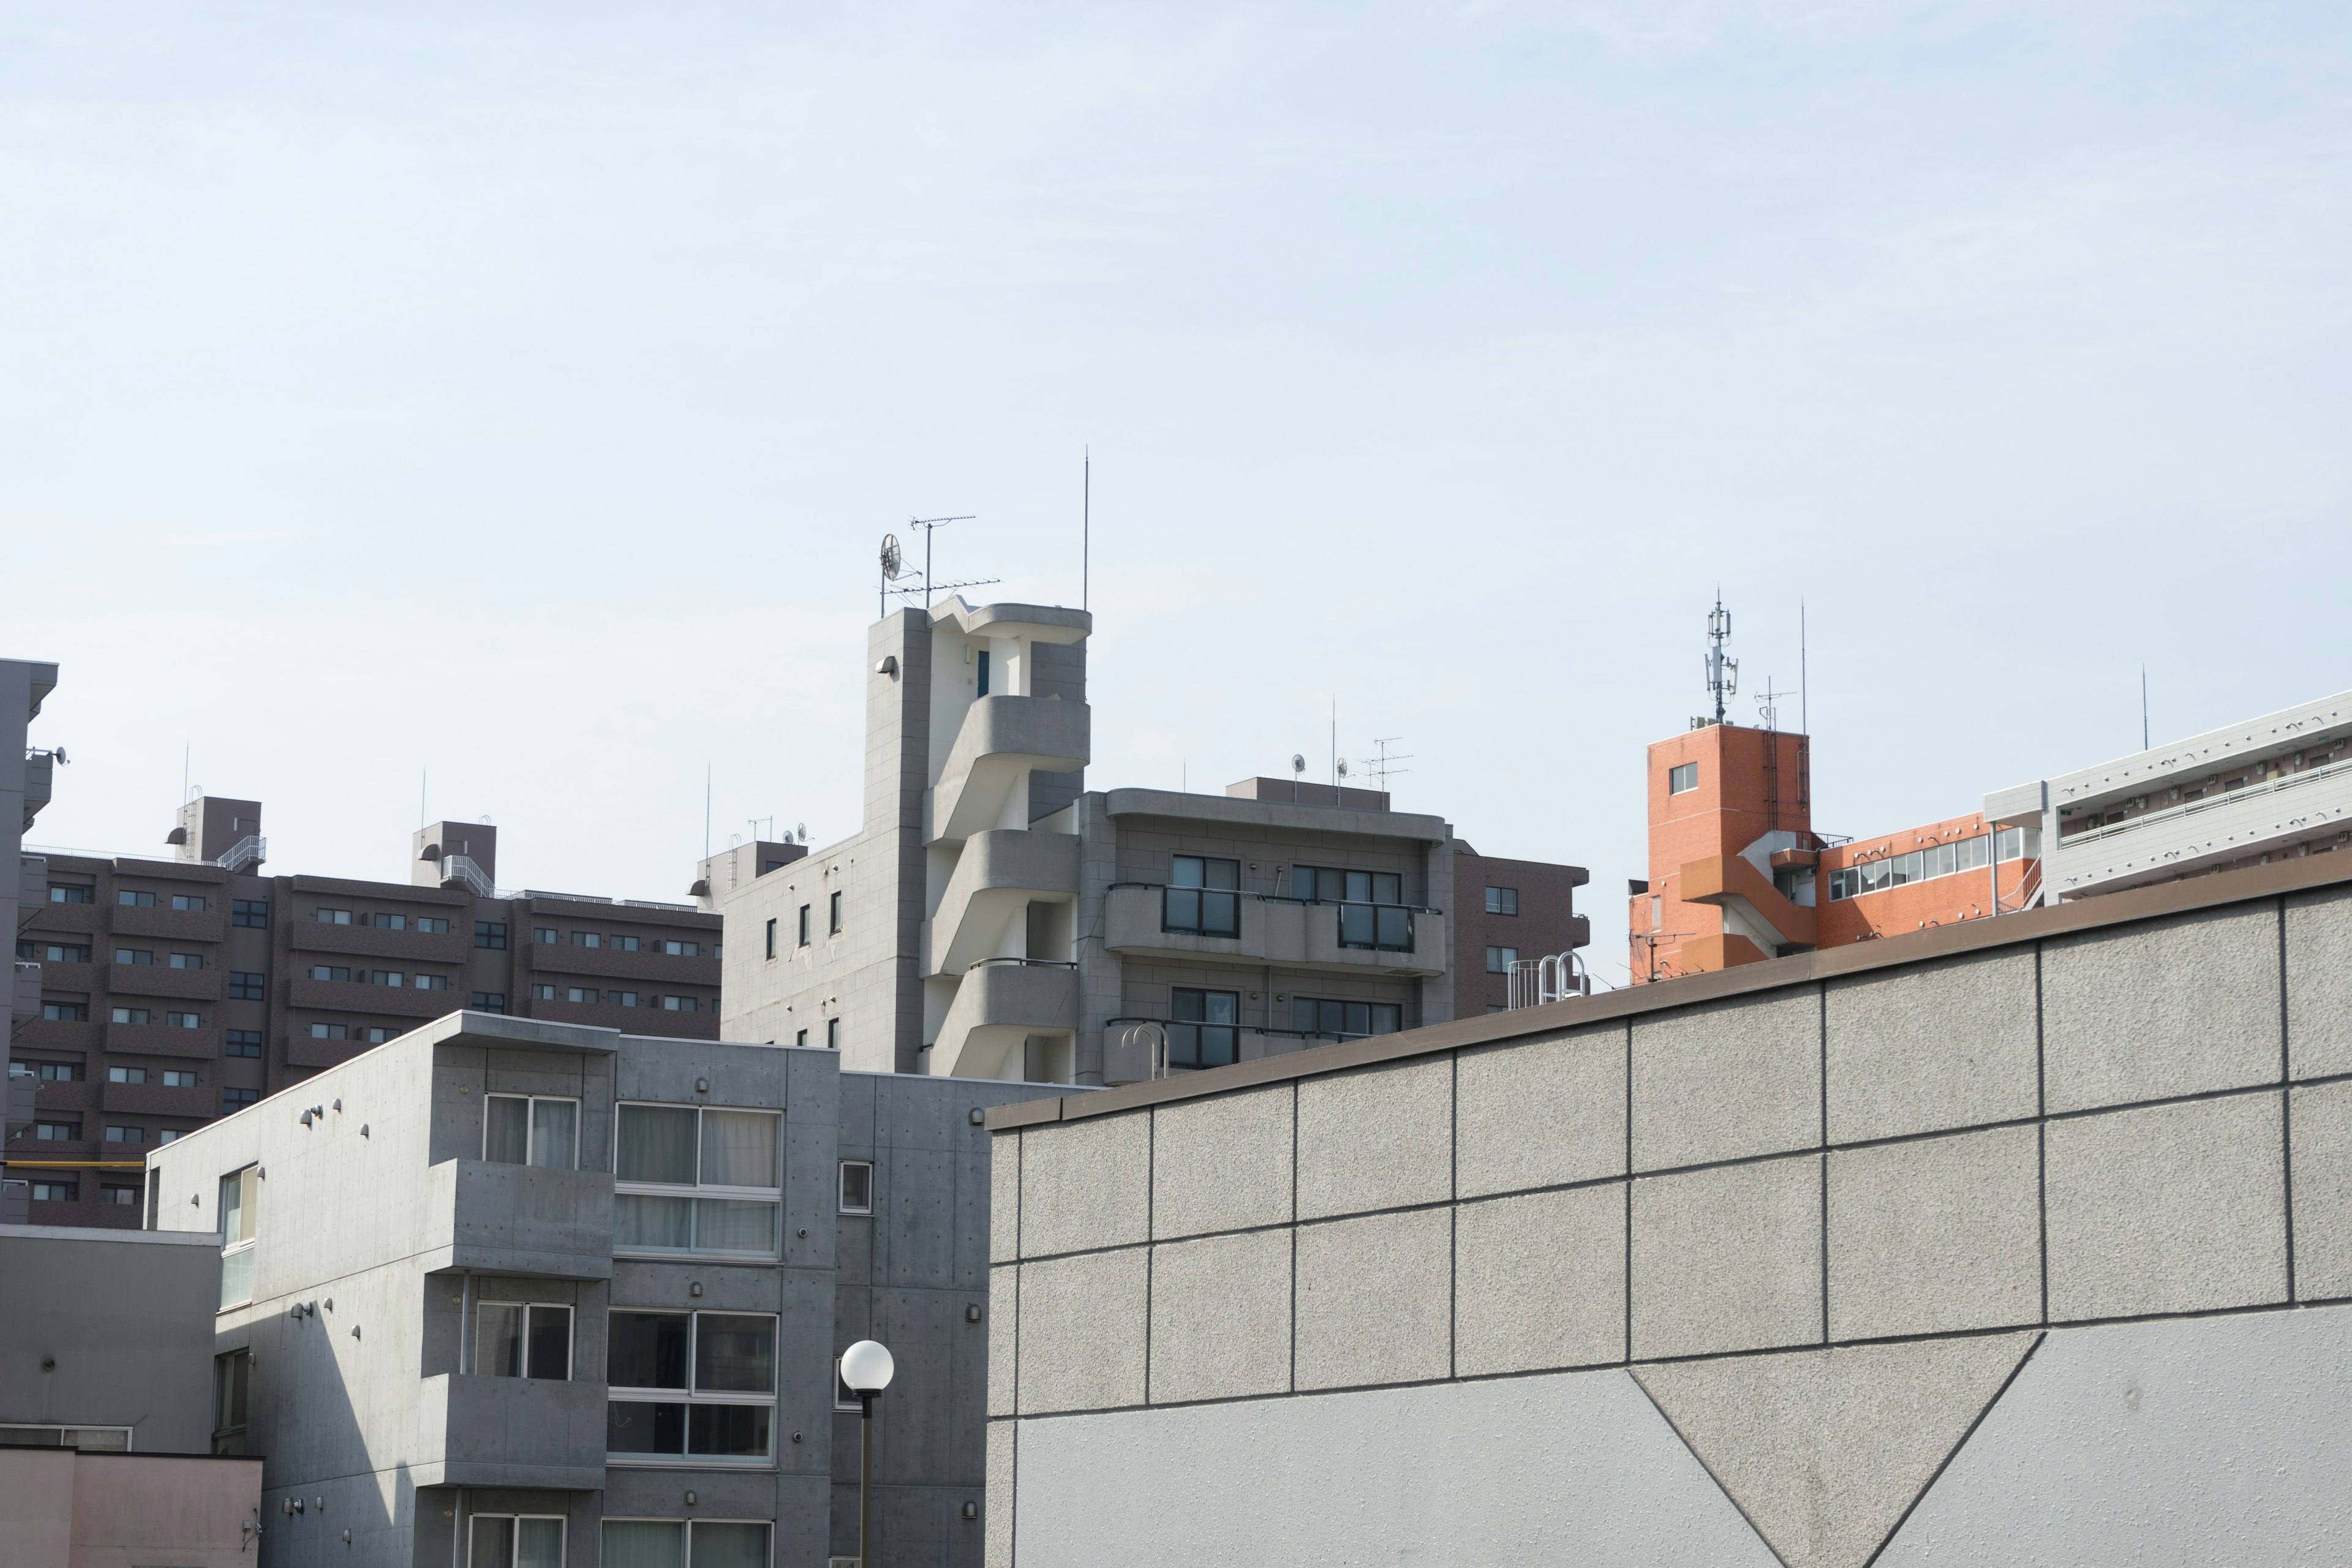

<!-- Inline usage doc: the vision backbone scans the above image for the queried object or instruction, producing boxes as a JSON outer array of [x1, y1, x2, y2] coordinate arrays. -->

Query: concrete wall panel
[[2290, 1080, 2352, 1301], [1149, 1229, 1293, 1404], [1633, 1154, 1822, 1360], [1457, 1024, 1627, 1198], [1295, 1059, 1452, 1221], [2042, 906, 2283, 1114], [1013, 1248, 1148, 1414], [984, 1419, 1015, 1568], [1455, 1185, 1626, 1376], [1294, 1208, 1451, 1390], [989, 1264, 1018, 1417], [2286, 886, 2352, 1079], [1018, 1112, 1148, 1257], [1826, 951, 2038, 1143], [990, 1130, 1020, 1263], [1633, 992, 1819, 1171], [2046, 1093, 2288, 1322], [1151, 1086, 1294, 1239], [1828, 1126, 2041, 1341]]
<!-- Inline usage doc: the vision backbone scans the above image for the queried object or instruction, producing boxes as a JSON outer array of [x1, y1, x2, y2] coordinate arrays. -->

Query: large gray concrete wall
[[0, 1224, 221, 1453], [986, 865, 2352, 1567]]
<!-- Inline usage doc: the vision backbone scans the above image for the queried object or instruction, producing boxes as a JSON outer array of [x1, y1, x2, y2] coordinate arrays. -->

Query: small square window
[[232, 899, 270, 929], [1484, 886, 1518, 916], [1485, 945, 1518, 974], [164, 1069, 198, 1087], [1668, 762, 1699, 795], [225, 1029, 263, 1057], [829, 891, 843, 935], [839, 1161, 873, 1215], [171, 894, 206, 912], [472, 992, 507, 1014], [475, 921, 508, 950], [228, 970, 266, 1000]]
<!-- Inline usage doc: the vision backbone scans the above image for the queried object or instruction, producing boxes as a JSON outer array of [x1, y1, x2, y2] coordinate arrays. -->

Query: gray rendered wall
[[0, 1224, 222, 1453], [988, 878, 2352, 1568]]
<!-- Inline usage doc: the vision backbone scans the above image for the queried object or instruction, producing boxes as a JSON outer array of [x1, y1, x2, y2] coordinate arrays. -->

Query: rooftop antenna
[[1755, 677, 1792, 733], [1082, 448, 1090, 613], [878, 533, 902, 619], [1359, 737, 1413, 791], [420, 768, 427, 830], [2141, 665, 2150, 750], [1705, 593, 1738, 726], [1290, 753, 1306, 804], [704, 764, 712, 861], [1330, 699, 1337, 788], [885, 516, 998, 611], [1800, 599, 1808, 737]]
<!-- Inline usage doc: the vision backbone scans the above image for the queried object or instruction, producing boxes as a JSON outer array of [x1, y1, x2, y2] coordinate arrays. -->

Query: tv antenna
[[884, 516, 999, 614], [1357, 737, 1413, 790], [877, 533, 903, 617], [1755, 678, 1793, 733], [1703, 594, 1738, 726]]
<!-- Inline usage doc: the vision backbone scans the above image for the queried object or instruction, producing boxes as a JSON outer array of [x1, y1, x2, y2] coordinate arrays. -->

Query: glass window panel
[[528, 1306, 572, 1380], [1198, 1028, 1236, 1068], [217, 1172, 244, 1243], [608, 1312, 691, 1390], [1370, 1005, 1401, 1035], [1956, 834, 1989, 872], [477, 1303, 523, 1376], [1344, 870, 1371, 903], [1376, 906, 1411, 949], [602, 1522, 685, 1568], [219, 1249, 254, 1309], [1902, 850, 1924, 883], [687, 1402, 772, 1458], [1166, 1023, 1201, 1068], [693, 1199, 779, 1256], [690, 1521, 770, 1568], [1170, 989, 1205, 1023], [1372, 873, 1401, 905], [1291, 867, 1316, 899], [602, 1523, 684, 1568], [1202, 889, 1238, 937], [1930, 843, 1957, 879], [617, 1106, 699, 1185], [616, 1194, 695, 1251], [695, 1314, 777, 1393], [1202, 858, 1238, 891], [1170, 856, 1205, 888], [1338, 905, 1374, 947], [1201, 992, 1237, 1025], [484, 1097, 530, 1164], [1343, 1003, 1371, 1036], [530, 1101, 577, 1170], [1164, 888, 1200, 931], [516, 1520, 563, 1568], [606, 1400, 687, 1455], [699, 1112, 778, 1189], [470, 1518, 514, 1568]]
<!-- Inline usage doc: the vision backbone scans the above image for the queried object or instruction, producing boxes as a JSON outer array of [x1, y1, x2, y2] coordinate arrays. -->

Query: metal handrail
[[970, 956, 1079, 969], [214, 835, 266, 874], [2057, 755, 2352, 850], [1108, 881, 1442, 915], [442, 854, 500, 899], [1507, 952, 1589, 1009]]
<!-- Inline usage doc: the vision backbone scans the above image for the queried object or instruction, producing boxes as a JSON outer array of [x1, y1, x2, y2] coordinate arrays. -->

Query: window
[[1995, 824, 2041, 861], [366, 1027, 402, 1044], [228, 970, 266, 1000], [611, 991, 639, 1008], [43, 1002, 88, 1022], [827, 893, 842, 937], [573, 931, 603, 948], [160, 1129, 183, 1144], [315, 907, 352, 925], [31, 1182, 75, 1202], [1485, 945, 1518, 974], [111, 1006, 150, 1025], [1291, 998, 1403, 1039], [794, 1029, 807, 1049], [660, 995, 699, 1012], [0, 1423, 130, 1449], [1485, 886, 1519, 916], [1292, 865, 1404, 905], [231, 899, 268, 929], [116, 948, 154, 965], [164, 1069, 198, 1087], [468, 1515, 565, 1568], [49, 884, 90, 904], [1169, 989, 1239, 1069], [371, 971, 406, 988], [614, 1104, 782, 1257], [797, 905, 810, 946], [219, 1166, 258, 1308], [1164, 856, 1240, 938], [1649, 895, 1662, 932], [311, 964, 352, 982], [601, 1520, 772, 1568], [33, 1121, 78, 1141], [533, 984, 557, 1001], [764, 919, 776, 960], [606, 1310, 778, 1463], [535, 927, 558, 944], [569, 986, 600, 1004], [165, 1011, 201, 1028], [213, 1350, 251, 1455], [824, 1018, 839, 1051], [118, 890, 156, 908], [105, 1126, 144, 1144], [612, 935, 641, 952], [838, 1161, 873, 1215], [309, 1022, 349, 1040], [1668, 762, 1698, 795], [172, 894, 206, 913], [108, 1066, 147, 1084], [19, 941, 89, 963], [667, 937, 704, 957], [225, 1030, 263, 1058], [417, 973, 451, 991], [977, 647, 990, 697], [485, 1094, 582, 1169], [417, 916, 453, 935], [472, 992, 507, 1014], [100, 1184, 140, 1206], [371, 912, 407, 931], [475, 921, 508, 950], [223, 1088, 260, 1111], [476, 1301, 573, 1379], [36, 1061, 81, 1082]]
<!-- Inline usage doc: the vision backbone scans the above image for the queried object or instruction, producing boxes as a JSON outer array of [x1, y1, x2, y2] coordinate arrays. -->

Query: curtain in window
[[698, 1111, 777, 1188], [618, 1106, 698, 1183], [601, 1521, 684, 1568], [694, 1314, 778, 1393], [476, 1303, 523, 1376], [484, 1098, 530, 1164], [616, 1194, 695, 1251], [691, 1521, 771, 1568], [470, 1518, 514, 1568], [515, 1518, 564, 1568], [693, 1199, 778, 1256], [530, 1099, 577, 1170]]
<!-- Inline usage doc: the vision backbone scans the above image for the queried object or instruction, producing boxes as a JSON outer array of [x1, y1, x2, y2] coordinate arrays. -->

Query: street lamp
[[841, 1339, 895, 1567]]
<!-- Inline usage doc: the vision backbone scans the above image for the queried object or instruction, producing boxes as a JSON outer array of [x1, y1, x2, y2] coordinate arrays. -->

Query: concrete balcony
[[928, 961, 1079, 1081], [1102, 886, 1446, 979], [290, 921, 471, 963], [413, 1373, 608, 1490], [108, 904, 226, 943], [2048, 763, 2352, 898], [102, 1080, 213, 1117], [289, 976, 461, 1018], [928, 696, 1089, 845], [100, 1020, 219, 1060], [925, 830, 1080, 976], [104, 962, 224, 1002], [1677, 853, 1817, 959], [422, 1159, 614, 1280], [12, 961, 37, 1023]]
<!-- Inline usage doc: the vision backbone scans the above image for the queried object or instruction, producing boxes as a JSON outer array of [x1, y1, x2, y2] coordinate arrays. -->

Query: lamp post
[[840, 1339, 895, 1567]]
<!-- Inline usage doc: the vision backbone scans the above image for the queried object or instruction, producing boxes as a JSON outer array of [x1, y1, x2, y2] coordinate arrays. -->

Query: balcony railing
[[2057, 755, 2352, 850], [1121, 881, 1438, 954]]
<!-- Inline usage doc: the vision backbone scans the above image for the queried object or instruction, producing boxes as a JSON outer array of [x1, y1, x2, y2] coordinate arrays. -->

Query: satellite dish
[[880, 534, 902, 581], [1336, 760, 1350, 780], [795, 822, 808, 843], [1291, 754, 1306, 775]]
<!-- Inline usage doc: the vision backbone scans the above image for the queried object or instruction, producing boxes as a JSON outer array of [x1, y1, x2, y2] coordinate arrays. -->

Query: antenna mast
[[1082, 449, 1090, 612], [1704, 594, 1738, 726]]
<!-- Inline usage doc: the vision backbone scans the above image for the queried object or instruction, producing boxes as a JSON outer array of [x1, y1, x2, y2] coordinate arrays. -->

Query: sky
[[6, 1, 2349, 984]]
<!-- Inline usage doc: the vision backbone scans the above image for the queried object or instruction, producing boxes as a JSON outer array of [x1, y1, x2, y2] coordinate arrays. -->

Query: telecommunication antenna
[[1755, 677, 1793, 733], [883, 516, 999, 611], [878, 534, 902, 617], [1703, 594, 1738, 726], [1357, 737, 1413, 791]]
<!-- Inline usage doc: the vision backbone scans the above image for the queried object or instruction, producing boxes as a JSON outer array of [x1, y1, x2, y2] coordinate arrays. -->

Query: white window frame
[[481, 1093, 581, 1170], [601, 1518, 775, 1568], [834, 1357, 863, 1412], [606, 1309, 780, 1466], [219, 1164, 258, 1311], [0, 1423, 134, 1450], [473, 1299, 575, 1381], [837, 1160, 873, 1215], [467, 1512, 567, 1568], [611, 1103, 782, 1259]]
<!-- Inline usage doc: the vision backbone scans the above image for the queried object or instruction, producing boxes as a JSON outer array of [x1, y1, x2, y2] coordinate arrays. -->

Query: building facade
[[5, 657, 62, 1224], [718, 599, 1588, 1087], [145, 1009, 1054, 1568], [985, 853, 2352, 1568], [13, 799, 722, 1231]]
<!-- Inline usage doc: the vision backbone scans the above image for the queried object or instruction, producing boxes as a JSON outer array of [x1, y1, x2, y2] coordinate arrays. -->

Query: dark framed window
[[49, 884, 90, 904], [569, 986, 599, 1004], [533, 984, 557, 1001], [118, 891, 155, 908], [764, 919, 777, 960], [573, 930, 602, 948], [612, 935, 640, 952], [1485, 944, 1518, 974], [534, 927, 557, 944], [1291, 997, 1403, 1039], [172, 894, 206, 913], [825, 1017, 840, 1050], [472, 992, 507, 1014], [228, 971, 265, 1000], [36, 1061, 81, 1081], [1169, 989, 1239, 1069], [1163, 856, 1240, 937], [797, 905, 810, 946], [309, 1022, 349, 1039], [225, 1030, 263, 1058], [315, 907, 352, 925], [231, 899, 269, 929], [42, 1002, 88, 1022], [663, 938, 701, 957], [837, 1161, 873, 1215], [168, 952, 203, 970], [1484, 886, 1518, 916], [309, 965, 352, 982], [475, 921, 508, 949], [794, 1028, 808, 1049], [371, 912, 407, 931], [1338, 901, 1414, 951], [1668, 761, 1698, 795], [30, 1180, 76, 1202], [976, 649, 990, 696], [222, 1088, 260, 1111], [1291, 865, 1403, 905], [605, 1310, 778, 1463], [828, 892, 842, 935], [476, 1300, 573, 1379], [100, 1184, 140, 1206]]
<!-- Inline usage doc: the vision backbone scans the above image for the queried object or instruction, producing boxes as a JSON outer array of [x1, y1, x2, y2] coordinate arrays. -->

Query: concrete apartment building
[[720, 597, 1589, 1087], [0, 1221, 265, 1563], [985, 853, 2352, 1567], [13, 793, 723, 1231], [6, 657, 63, 1224], [145, 1009, 1050, 1568]]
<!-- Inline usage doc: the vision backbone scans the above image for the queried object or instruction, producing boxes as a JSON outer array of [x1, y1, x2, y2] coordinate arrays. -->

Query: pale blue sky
[[8, 2, 2348, 981]]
